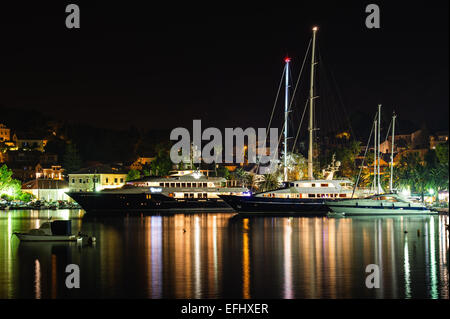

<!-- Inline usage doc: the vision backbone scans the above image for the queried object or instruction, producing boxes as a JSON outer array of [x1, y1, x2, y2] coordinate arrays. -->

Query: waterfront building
[[21, 179, 70, 201], [68, 165, 127, 192]]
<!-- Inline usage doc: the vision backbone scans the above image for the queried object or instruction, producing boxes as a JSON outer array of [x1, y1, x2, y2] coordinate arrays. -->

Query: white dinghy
[[14, 220, 79, 242]]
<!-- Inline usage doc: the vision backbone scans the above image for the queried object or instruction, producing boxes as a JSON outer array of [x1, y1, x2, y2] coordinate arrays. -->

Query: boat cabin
[[256, 179, 355, 199], [126, 170, 248, 199]]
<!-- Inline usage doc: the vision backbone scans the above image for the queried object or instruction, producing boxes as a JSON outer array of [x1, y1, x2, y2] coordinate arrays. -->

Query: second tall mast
[[308, 26, 318, 179]]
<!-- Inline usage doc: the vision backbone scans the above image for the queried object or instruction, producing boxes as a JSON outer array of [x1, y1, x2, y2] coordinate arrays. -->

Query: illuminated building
[[35, 164, 64, 180], [0, 124, 11, 142], [21, 179, 70, 201], [12, 134, 47, 152], [68, 165, 127, 192]]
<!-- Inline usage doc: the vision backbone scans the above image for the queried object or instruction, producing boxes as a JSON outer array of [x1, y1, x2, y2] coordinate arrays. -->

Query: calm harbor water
[[0, 210, 448, 299]]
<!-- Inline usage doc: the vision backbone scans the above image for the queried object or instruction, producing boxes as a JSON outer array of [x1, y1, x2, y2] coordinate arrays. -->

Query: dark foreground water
[[0, 210, 448, 299]]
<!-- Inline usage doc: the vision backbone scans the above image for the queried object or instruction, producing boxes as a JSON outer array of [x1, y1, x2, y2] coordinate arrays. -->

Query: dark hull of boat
[[219, 195, 329, 216], [66, 192, 233, 214]]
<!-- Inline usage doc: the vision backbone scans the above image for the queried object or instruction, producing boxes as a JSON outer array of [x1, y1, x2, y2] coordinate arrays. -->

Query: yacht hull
[[13, 233, 77, 241], [67, 192, 233, 214], [219, 195, 329, 216], [326, 201, 435, 216]]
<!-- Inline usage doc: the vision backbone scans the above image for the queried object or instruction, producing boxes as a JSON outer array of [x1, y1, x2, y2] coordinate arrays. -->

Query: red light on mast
[[284, 57, 291, 63]]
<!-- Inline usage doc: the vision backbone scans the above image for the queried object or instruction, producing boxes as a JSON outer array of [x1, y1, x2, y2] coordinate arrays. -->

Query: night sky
[[0, 1, 448, 139]]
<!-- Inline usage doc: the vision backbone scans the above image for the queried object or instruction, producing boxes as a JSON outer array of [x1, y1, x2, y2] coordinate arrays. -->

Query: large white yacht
[[67, 170, 249, 214]]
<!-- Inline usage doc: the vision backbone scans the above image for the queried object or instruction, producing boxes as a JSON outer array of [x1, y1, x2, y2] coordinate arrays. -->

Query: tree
[[229, 168, 247, 185], [63, 143, 82, 174], [18, 192, 34, 202], [0, 164, 14, 193], [0, 164, 24, 200], [126, 169, 141, 181], [261, 173, 279, 192], [435, 142, 449, 165], [395, 152, 433, 202], [244, 173, 259, 192], [150, 144, 173, 176], [216, 166, 230, 179], [333, 140, 362, 180], [281, 152, 307, 181], [142, 164, 151, 177]]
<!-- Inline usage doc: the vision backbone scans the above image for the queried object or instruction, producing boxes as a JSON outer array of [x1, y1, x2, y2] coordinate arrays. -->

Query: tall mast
[[308, 26, 318, 179], [373, 118, 377, 193], [377, 104, 382, 194], [284, 57, 291, 182], [389, 112, 396, 192]]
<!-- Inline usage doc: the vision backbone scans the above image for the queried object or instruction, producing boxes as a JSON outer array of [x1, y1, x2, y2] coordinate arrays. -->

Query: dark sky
[[0, 1, 448, 137]]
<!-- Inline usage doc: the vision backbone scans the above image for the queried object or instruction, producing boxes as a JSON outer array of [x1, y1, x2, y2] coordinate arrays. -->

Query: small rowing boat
[[13, 220, 95, 242]]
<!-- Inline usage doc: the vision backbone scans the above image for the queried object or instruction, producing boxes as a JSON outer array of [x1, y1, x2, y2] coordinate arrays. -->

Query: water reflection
[[404, 234, 411, 298], [34, 259, 41, 299], [242, 218, 250, 299], [0, 211, 448, 299]]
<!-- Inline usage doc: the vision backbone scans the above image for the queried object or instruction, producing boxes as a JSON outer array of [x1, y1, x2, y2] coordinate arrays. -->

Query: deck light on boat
[[150, 187, 162, 193], [401, 188, 411, 197], [312, 26, 318, 31], [192, 171, 202, 179]]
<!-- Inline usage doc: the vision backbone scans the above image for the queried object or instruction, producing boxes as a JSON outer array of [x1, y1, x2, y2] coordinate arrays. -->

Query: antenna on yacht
[[284, 56, 291, 182], [389, 112, 396, 192], [307, 26, 318, 180]]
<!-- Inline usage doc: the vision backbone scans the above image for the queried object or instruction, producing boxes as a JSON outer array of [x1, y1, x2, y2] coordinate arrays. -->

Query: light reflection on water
[[0, 210, 448, 299]]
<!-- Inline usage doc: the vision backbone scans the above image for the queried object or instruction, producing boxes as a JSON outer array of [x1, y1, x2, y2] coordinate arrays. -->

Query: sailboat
[[220, 26, 365, 215], [325, 110, 435, 216]]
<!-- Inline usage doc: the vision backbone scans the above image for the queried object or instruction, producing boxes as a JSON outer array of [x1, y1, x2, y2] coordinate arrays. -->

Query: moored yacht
[[325, 193, 434, 216], [326, 109, 433, 216], [220, 26, 371, 215], [220, 178, 364, 215], [67, 170, 248, 214]]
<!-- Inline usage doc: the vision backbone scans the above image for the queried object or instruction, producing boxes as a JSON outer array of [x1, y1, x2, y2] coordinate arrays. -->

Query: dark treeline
[[1, 105, 172, 164]]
